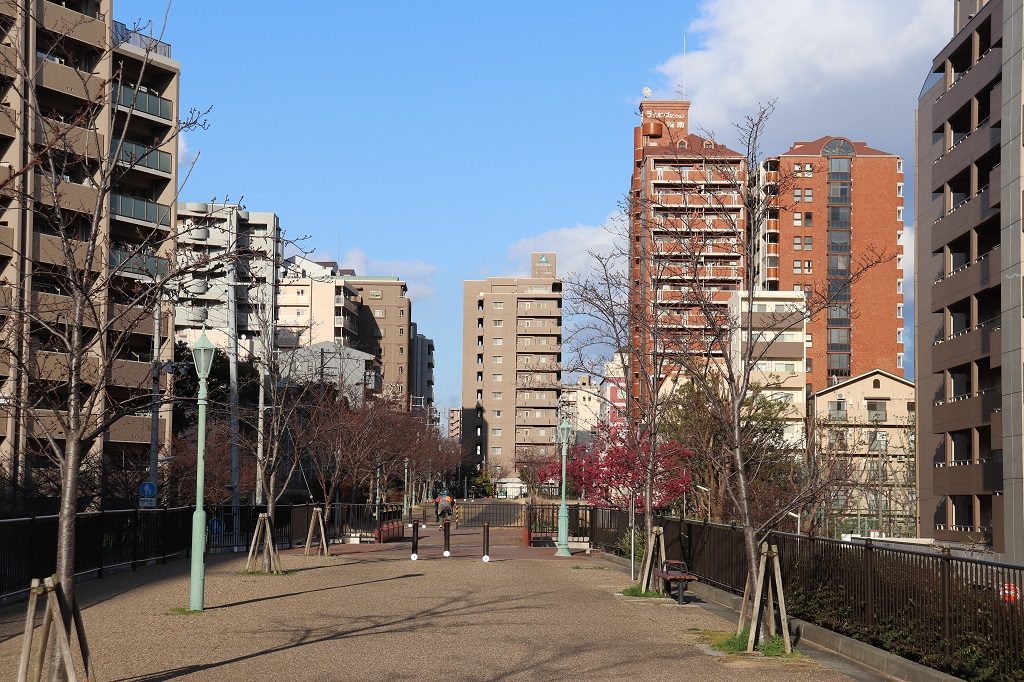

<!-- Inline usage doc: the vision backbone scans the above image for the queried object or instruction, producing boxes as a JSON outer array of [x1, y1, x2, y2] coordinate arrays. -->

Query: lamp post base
[[189, 507, 207, 611], [555, 502, 571, 557]]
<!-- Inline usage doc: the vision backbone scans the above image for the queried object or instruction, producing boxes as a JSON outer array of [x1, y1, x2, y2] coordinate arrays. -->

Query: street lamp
[[555, 417, 573, 558], [189, 331, 215, 612]]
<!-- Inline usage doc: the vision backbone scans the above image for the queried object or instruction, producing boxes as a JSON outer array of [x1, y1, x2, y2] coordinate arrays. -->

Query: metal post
[[555, 419, 571, 557], [482, 521, 490, 562], [443, 517, 451, 557], [410, 522, 419, 560], [403, 457, 409, 516], [148, 304, 161, 491], [189, 374, 209, 611], [629, 496, 636, 580]]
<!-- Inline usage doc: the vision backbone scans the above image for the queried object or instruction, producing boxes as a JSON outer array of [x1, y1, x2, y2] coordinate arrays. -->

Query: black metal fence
[[0, 503, 405, 600], [591, 515, 1024, 680], [457, 503, 525, 528], [527, 505, 591, 543]]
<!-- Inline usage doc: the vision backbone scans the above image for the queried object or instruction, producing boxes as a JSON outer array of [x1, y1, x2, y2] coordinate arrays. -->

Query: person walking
[[438, 491, 453, 528]]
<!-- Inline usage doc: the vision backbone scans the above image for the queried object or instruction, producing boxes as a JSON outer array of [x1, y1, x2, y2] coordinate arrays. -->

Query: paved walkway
[[0, 526, 869, 681]]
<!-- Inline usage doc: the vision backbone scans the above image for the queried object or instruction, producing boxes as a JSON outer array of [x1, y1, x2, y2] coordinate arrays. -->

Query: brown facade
[[916, 0, 1016, 558], [761, 138, 905, 393]]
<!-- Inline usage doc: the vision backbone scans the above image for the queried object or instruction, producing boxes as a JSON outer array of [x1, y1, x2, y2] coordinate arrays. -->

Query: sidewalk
[[0, 534, 867, 681]]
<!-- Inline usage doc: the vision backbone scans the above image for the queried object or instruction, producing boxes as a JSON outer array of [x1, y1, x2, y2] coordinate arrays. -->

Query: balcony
[[933, 386, 1001, 432], [932, 457, 1003, 495], [114, 84, 173, 122], [113, 21, 172, 58], [42, 1, 106, 45], [828, 410, 847, 420], [37, 58, 102, 102], [35, 233, 100, 271], [109, 246, 168, 279], [34, 173, 98, 215], [931, 185, 999, 252], [867, 410, 887, 422], [113, 138, 172, 174], [110, 193, 171, 227], [933, 246, 999, 312], [933, 121, 1000, 183], [934, 46, 1002, 123], [932, 317, 1000, 371], [38, 117, 103, 159], [0, 224, 12, 258]]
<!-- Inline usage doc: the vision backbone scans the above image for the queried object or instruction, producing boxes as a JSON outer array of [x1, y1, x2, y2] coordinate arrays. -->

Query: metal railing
[[113, 138, 172, 173], [113, 21, 173, 58], [590, 515, 1024, 680], [110, 192, 171, 226], [114, 83, 173, 121], [0, 502, 404, 600]]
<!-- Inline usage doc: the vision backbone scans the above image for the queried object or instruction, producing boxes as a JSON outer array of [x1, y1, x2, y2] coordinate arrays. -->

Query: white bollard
[[482, 555, 490, 563], [410, 553, 418, 561], [443, 550, 451, 558]]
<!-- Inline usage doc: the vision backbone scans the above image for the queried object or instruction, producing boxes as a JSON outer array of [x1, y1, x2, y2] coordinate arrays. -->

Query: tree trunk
[[50, 436, 82, 682]]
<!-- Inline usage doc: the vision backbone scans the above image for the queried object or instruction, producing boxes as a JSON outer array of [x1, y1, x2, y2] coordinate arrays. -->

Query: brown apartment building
[[0, 2, 179, 506], [757, 138, 905, 392], [628, 100, 746, 407], [916, 0, 1019, 559], [461, 253, 562, 491]]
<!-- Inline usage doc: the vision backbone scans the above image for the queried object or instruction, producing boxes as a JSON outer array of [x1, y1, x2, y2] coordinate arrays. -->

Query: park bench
[[651, 560, 699, 604]]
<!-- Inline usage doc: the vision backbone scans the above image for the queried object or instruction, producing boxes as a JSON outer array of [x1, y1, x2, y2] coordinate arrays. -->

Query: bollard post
[[482, 521, 490, 562], [411, 522, 419, 560], [443, 517, 451, 557], [420, 507, 427, 529]]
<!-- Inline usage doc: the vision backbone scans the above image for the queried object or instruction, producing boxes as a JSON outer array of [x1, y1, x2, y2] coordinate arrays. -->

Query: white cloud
[[339, 248, 439, 301], [506, 215, 623, 279], [656, 0, 951, 158]]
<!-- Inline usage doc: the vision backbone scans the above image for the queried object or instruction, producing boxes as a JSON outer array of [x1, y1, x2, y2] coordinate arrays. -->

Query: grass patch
[[706, 630, 802, 658], [621, 583, 664, 598], [166, 607, 202, 616]]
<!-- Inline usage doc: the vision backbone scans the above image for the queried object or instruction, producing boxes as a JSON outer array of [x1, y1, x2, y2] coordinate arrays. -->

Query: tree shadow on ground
[[207, 573, 424, 611]]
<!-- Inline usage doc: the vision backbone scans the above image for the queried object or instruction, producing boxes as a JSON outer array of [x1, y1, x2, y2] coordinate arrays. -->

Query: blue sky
[[121, 0, 951, 412]]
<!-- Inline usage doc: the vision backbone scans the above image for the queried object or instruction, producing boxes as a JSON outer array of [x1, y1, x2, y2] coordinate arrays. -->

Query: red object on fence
[[1000, 582, 1019, 604]]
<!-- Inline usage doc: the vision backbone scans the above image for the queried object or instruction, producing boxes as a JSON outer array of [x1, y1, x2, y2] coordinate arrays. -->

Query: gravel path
[[0, 528, 861, 681]]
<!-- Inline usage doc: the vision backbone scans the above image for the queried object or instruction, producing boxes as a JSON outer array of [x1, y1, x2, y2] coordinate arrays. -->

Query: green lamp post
[[189, 331, 215, 611], [555, 417, 573, 558]]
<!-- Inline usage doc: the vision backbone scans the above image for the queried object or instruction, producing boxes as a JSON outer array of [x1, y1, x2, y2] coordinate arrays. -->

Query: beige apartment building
[[448, 408, 461, 441], [461, 253, 562, 489], [916, 0, 1020, 559], [175, 203, 282, 357], [559, 375, 602, 437], [278, 256, 412, 404], [0, 3, 180, 505], [729, 291, 808, 447], [811, 370, 916, 538]]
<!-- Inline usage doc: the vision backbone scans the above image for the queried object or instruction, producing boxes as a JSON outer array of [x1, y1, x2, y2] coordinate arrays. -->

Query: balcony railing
[[868, 410, 887, 421], [114, 83, 172, 121], [932, 316, 1000, 346], [113, 21, 172, 58], [113, 138, 171, 173], [934, 244, 999, 284], [828, 410, 847, 420], [109, 247, 168, 278], [110, 193, 171, 227]]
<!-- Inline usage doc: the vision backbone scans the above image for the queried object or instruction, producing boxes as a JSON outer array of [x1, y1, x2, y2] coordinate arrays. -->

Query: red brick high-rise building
[[757, 138, 905, 392], [628, 100, 746, 407]]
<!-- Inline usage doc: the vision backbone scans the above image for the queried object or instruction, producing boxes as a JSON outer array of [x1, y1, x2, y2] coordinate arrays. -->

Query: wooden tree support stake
[[740, 542, 792, 654], [638, 526, 667, 592], [304, 507, 329, 557], [17, 575, 95, 682], [246, 513, 283, 573]]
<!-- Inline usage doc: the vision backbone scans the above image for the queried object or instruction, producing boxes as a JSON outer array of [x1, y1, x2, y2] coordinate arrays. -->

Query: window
[[492, 374, 503, 382], [493, 319, 503, 327], [805, 189, 814, 202], [492, 355, 503, 364], [897, 159, 903, 173], [896, 304, 904, 319], [476, 390, 483, 400], [492, 337, 503, 346], [793, 260, 802, 274], [828, 328, 851, 351], [804, 236, 813, 251], [297, 310, 305, 317], [793, 212, 803, 227], [896, 279, 903, 294], [495, 410, 502, 417], [793, 188, 803, 203], [897, 207, 904, 222], [897, 353, 904, 369], [897, 183, 904, 197], [806, 358, 813, 372], [399, 309, 404, 317], [477, 355, 483, 365], [804, 212, 813, 227], [806, 333, 813, 347], [805, 260, 813, 274], [492, 392, 503, 400], [493, 301, 503, 309], [868, 430, 888, 452], [297, 289, 306, 297], [829, 429, 848, 452], [369, 290, 382, 299], [491, 447, 502, 455], [793, 236, 802, 251], [374, 308, 385, 318], [897, 329, 904, 344], [476, 372, 483, 382], [492, 428, 502, 436]]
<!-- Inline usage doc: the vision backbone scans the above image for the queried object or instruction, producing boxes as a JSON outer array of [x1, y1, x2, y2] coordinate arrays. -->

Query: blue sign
[[208, 518, 224, 536], [139, 481, 156, 498]]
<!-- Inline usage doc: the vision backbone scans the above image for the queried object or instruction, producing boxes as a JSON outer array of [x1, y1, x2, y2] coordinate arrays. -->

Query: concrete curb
[[593, 552, 962, 682]]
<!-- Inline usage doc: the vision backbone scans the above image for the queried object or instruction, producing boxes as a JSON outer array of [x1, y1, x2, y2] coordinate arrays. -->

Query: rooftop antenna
[[682, 33, 687, 100], [642, 86, 652, 99]]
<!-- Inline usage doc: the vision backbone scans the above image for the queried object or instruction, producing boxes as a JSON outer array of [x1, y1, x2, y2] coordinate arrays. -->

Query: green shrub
[[615, 528, 645, 562], [621, 582, 663, 598]]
